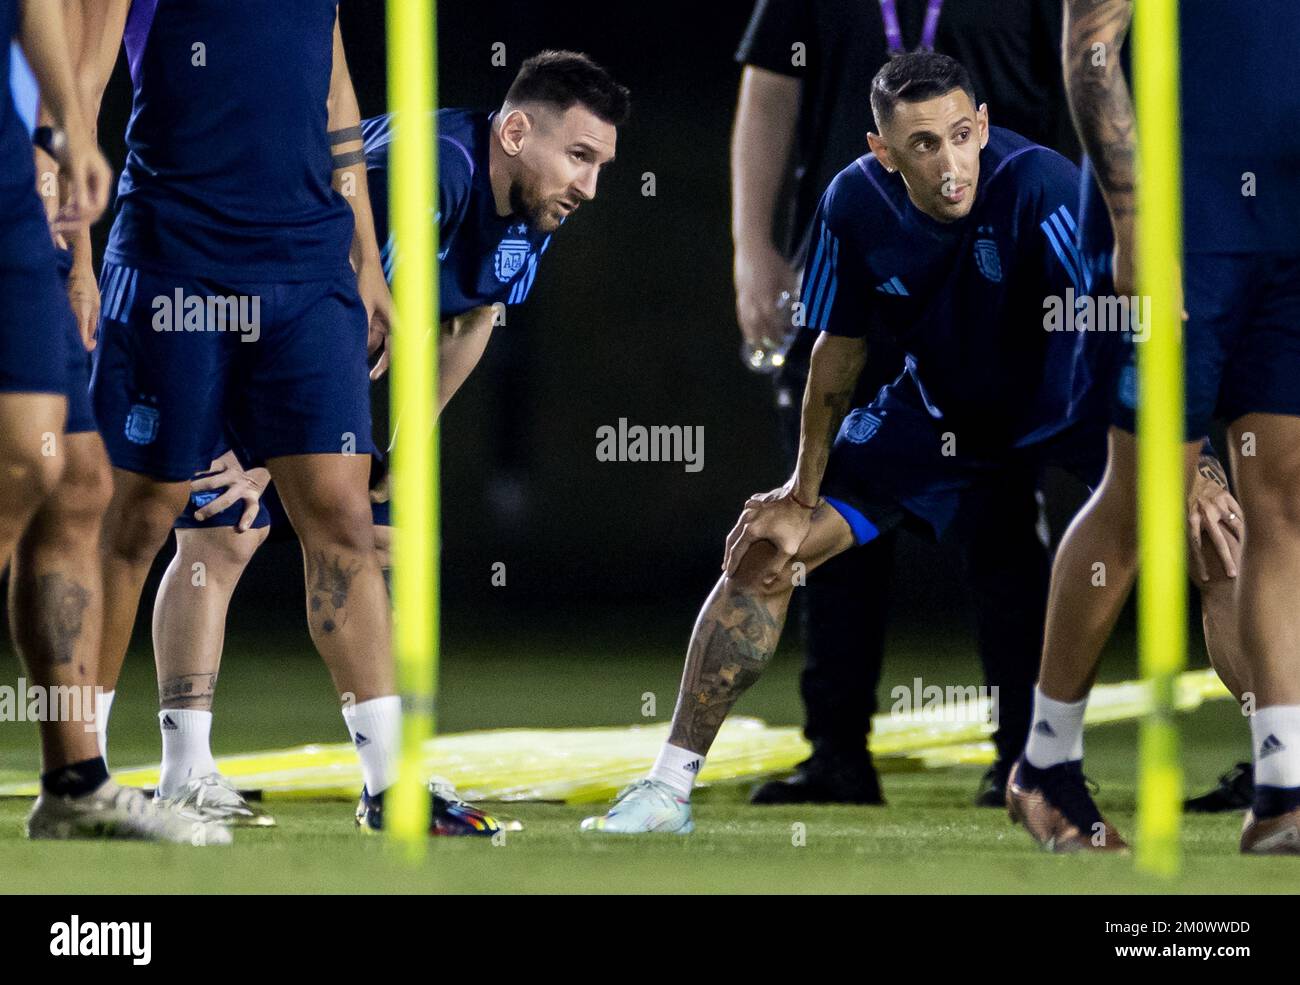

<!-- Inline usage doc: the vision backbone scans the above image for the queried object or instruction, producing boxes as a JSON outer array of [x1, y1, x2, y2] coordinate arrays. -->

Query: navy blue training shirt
[[362, 108, 552, 318], [804, 126, 1090, 449], [104, 0, 353, 281]]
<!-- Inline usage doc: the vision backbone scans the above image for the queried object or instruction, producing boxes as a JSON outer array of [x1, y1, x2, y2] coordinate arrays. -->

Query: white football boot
[[27, 779, 232, 845], [580, 778, 694, 834], [155, 773, 276, 827]]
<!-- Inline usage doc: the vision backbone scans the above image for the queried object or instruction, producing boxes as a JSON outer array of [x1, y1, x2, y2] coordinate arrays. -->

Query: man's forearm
[[730, 67, 799, 255], [76, 0, 130, 140], [327, 17, 382, 271], [792, 333, 866, 502], [438, 306, 495, 414], [19, 0, 84, 134], [1062, 0, 1136, 230]]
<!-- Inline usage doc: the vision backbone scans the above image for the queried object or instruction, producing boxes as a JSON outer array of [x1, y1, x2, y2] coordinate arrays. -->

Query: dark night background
[[79, 0, 1095, 649]]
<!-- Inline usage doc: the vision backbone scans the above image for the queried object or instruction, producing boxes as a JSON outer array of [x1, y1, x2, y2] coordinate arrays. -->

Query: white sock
[[648, 743, 704, 799], [343, 696, 401, 796], [94, 689, 114, 764], [157, 709, 218, 796], [1024, 686, 1087, 768], [1251, 705, 1300, 789]]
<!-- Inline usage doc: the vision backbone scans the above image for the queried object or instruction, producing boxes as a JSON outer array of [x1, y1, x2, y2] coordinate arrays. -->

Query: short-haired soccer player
[[580, 50, 1233, 837], [135, 51, 629, 834]]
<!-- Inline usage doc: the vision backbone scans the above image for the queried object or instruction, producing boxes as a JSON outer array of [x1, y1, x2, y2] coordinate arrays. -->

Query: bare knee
[[723, 539, 794, 597], [292, 488, 376, 556], [0, 441, 64, 508], [1244, 468, 1300, 534], [104, 483, 186, 568], [176, 525, 269, 582], [39, 439, 112, 533]]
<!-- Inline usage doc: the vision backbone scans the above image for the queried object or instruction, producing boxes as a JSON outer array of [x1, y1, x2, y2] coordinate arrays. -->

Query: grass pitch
[[0, 619, 1289, 894]]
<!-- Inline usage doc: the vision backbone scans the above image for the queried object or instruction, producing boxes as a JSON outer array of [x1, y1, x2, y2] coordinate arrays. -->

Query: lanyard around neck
[[878, 0, 945, 53]]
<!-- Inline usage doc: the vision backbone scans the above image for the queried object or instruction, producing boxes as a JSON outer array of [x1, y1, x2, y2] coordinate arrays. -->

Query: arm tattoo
[[159, 673, 219, 708], [802, 384, 854, 485], [1198, 455, 1228, 490], [307, 550, 361, 635], [668, 589, 782, 754], [823, 386, 853, 448], [1063, 0, 1136, 223], [329, 124, 363, 145]]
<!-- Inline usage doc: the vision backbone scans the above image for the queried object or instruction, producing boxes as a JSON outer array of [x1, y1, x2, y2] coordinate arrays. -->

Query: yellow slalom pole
[[1133, 0, 1185, 877], [386, 0, 439, 851]]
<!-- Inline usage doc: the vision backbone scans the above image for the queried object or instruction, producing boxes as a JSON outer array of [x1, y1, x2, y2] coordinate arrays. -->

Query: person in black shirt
[[731, 0, 1079, 806]]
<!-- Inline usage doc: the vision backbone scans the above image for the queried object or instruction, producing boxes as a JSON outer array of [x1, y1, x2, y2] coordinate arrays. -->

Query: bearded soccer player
[[76, 1, 398, 829], [2, 0, 225, 843], [580, 50, 1236, 837], [1008, 0, 1300, 855], [129, 51, 628, 833]]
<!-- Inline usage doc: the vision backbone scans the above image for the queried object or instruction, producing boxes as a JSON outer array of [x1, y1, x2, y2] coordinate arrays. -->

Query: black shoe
[[750, 755, 884, 805], [973, 762, 1012, 808], [1185, 761, 1254, 813]]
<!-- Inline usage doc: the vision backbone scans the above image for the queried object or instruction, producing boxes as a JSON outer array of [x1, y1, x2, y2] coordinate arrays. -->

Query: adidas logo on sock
[[161, 714, 178, 731], [1260, 733, 1286, 758], [1033, 720, 1057, 737], [683, 759, 702, 774], [354, 732, 371, 748]]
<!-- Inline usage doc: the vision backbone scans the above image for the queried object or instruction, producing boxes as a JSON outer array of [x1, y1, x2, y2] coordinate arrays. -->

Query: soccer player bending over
[[581, 50, 1236, 838], [128, 51, 628, 834], [1008, 0, 1300, 855]]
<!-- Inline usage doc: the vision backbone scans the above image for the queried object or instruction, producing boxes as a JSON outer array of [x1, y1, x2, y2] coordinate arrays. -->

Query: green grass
[[0, 621, 1287, 894]]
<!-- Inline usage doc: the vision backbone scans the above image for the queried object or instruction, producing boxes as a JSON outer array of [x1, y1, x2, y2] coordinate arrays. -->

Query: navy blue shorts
[[90, 263, 374, 482], [174, 480, 279, 532], [173, 459, 389, 533], [1110, 253, 1300, 439], [0, 247, 95, 434], [821, 377, 1107, 546]]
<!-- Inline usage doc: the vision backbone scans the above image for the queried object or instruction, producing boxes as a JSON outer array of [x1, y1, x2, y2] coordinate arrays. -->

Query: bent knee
[[44, 444, 113, 526], [177, 524, 269, 574], [0, 444, 64, 505], [724, 539, 795, 596], [296, 500, 376, 556], [1243, 474, 1300, 532], [105, 492, 185, 566]]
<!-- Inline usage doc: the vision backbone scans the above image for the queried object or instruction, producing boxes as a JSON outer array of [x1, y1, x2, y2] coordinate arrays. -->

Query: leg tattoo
[[668, 588, 782, 754], [34, 573, 91, 667], [159, 672, 218, 709], [306, 550, 360, 635]]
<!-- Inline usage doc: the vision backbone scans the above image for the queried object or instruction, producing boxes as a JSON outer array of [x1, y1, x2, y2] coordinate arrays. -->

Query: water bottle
[[740, 290, 796, 375]]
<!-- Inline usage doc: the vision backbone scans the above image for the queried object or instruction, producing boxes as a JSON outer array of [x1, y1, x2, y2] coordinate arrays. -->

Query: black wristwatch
[[33, 125, 67, 159]]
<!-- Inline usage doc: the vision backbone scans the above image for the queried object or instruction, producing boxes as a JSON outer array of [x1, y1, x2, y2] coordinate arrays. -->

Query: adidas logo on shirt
[[874, 276, 909, 296], [1260, 733, 1286, 758]]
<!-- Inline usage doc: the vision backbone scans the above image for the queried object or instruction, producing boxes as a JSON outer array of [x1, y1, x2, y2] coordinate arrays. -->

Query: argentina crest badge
[[974, 225, 1002, 283], [494, 223, 531, 283], [843, 409, 884, 444]]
